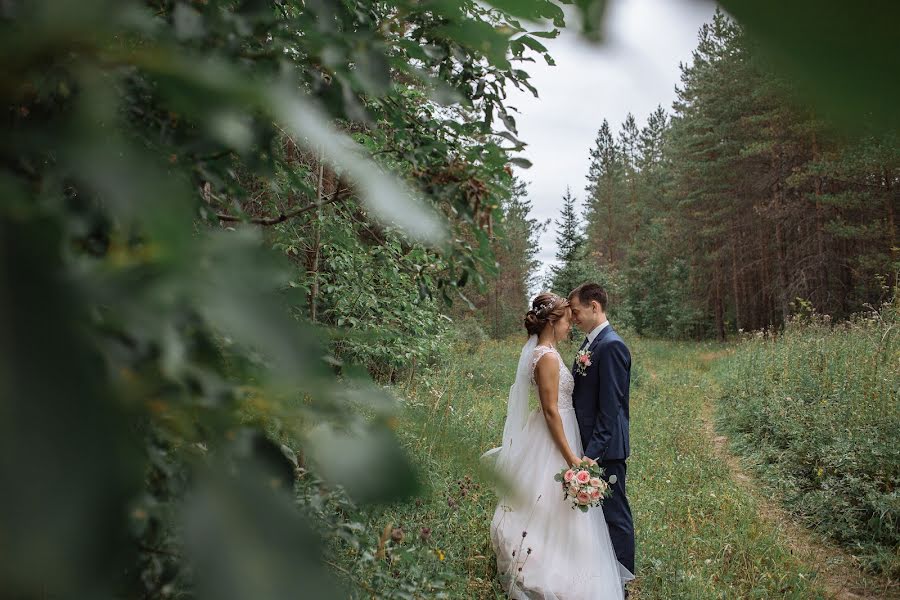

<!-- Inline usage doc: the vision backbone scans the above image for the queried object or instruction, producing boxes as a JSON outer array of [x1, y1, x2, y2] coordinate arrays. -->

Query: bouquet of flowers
[[554, 460, 611, 512]]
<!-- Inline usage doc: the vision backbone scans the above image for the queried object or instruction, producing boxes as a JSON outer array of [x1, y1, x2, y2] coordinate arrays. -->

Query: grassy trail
[[359, 337, 887, 598], [701, 389, 894, 600], [624, 339, 827, 598]]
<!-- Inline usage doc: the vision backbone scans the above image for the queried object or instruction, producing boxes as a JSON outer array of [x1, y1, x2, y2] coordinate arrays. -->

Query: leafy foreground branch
[[0, 0, 571, 597]]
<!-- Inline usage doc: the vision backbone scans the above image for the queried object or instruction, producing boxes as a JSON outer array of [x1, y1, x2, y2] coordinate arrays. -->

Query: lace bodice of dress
[[530, 345, 575, 410]]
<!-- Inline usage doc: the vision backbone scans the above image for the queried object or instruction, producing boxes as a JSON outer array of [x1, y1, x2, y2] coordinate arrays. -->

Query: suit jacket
[[572, 325, 631, 463]]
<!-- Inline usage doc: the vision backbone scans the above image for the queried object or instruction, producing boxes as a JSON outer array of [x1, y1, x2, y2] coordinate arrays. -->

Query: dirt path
[[699, 386, 898, 599]]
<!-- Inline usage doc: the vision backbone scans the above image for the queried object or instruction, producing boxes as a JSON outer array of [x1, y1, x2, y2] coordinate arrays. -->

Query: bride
[[483, 292, 632, 599]]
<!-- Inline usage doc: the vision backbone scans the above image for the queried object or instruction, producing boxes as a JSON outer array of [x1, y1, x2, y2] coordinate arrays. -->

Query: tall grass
[[328, 334, 829, 598], [328, 336, 522, 598], [716, 301, 900, 577]]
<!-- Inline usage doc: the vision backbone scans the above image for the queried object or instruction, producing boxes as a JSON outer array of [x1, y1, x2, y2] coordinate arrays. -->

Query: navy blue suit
[[572, 324, 635, 574]]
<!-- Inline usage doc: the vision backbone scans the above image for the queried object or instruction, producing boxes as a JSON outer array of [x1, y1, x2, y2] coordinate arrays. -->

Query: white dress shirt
[[585, 320, 610, 346]]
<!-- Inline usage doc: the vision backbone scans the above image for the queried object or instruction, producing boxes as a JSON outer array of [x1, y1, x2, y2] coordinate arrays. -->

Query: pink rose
[[576, 492, 590, 505], [576, 470, 591, 484], [589, 477, 602, 488], [579, 355, 590, 363], [568, 483, 579, 496], [563, 469, 575, 483], [590, 489, 601, 500]]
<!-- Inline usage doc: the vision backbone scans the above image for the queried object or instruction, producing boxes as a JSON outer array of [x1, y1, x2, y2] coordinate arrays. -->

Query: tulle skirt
[[490, 408, 633, 600]]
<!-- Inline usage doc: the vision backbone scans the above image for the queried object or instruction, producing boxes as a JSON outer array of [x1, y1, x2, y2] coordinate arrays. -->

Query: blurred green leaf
[[720, 0, 900, 133], [173, 3, 205, 40], [183, 468, 338, 600], [270, 88, 449, 243], [0, 215, 142, 598], [435, 19, 513, 69], [196, 228, 324, 388], [562, 0, 608, 43], [484, 0, 566, 26], [306, 420, 419, 503], [529, 29, 561, 39]]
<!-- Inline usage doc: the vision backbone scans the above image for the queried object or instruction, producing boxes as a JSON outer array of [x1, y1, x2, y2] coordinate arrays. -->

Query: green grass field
[[328, 334, 889, 598]]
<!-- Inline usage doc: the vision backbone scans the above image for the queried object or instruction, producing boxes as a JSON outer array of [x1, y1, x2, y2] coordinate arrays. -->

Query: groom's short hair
[[569, 283, 608, 312]]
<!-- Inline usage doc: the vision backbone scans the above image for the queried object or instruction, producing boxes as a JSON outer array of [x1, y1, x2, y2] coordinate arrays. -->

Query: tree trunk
[[885, 165, 897, 289], [774, 217, 790, 321], [772, 149, 791, 323], [758, 220, 775, 329], [714, 261, 726, 341], [811, 131, 829, 308], [309, 153, 325, 323], [730, 228, 743, 331], [606, 179, 614, 266]]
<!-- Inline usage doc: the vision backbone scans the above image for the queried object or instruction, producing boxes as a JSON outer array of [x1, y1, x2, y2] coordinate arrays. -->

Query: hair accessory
[[535, 295, 562, 318]]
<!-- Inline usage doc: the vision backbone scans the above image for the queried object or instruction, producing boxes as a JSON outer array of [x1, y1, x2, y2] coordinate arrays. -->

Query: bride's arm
[[534, 355, 580, 467]]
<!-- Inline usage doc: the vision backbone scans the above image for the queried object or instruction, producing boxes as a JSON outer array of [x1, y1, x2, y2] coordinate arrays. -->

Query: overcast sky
[[507, 0, 716, 286]]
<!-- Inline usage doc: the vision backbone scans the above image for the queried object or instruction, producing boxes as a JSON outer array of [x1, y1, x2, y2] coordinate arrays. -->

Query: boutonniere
[[574, 349, 593, 376]]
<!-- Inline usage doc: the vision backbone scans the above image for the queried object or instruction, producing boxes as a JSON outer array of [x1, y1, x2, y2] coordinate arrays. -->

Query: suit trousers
[[600, 460, 635, 574]]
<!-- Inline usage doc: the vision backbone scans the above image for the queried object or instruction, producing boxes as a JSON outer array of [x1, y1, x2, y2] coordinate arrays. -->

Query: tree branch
[[215, 188, 350, 226]]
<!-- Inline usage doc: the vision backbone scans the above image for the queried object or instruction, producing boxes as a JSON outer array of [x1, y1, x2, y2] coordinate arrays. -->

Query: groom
[[568, 283, 635, 576]]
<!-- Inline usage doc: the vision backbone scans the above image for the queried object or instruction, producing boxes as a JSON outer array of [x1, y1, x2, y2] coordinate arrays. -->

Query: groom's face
[[569, 295, 602, 333]]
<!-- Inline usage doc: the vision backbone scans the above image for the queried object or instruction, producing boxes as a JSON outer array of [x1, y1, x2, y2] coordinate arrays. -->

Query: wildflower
[[420, 527, 431, 542], [391, 527, 404, 543], [435, 548, 445, 561]]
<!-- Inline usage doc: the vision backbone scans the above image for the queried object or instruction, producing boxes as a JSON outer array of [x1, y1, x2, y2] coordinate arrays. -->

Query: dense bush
[[272, 202, 451, 380], [717, 299, 900, 576]]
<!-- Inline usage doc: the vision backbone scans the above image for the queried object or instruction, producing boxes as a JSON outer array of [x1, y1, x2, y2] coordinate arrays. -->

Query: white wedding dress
[[485, 338, 633, 600]]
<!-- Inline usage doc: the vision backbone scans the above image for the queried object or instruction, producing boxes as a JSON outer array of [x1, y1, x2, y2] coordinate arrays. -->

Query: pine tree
[[604, 9, 898, 339], [618, 113, 641, 243], [584, 120, 626, 266], [548, 187, 594, 296]]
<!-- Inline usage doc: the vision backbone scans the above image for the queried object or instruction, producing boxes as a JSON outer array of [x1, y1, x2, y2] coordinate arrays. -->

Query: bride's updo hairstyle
[[524, 292, 569, 336]]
